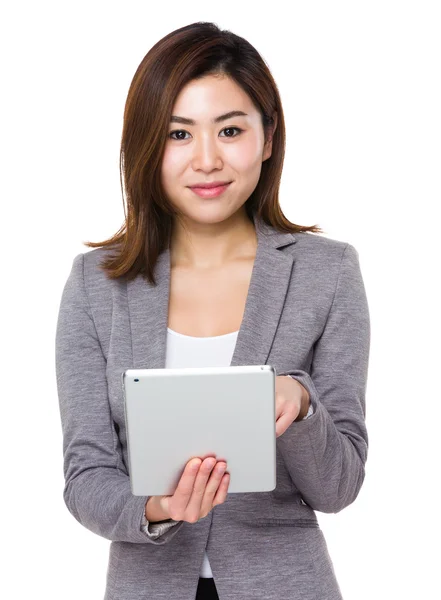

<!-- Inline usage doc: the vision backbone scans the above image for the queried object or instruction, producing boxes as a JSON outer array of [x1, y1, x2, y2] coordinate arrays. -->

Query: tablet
[[122, 365, 276, 496]]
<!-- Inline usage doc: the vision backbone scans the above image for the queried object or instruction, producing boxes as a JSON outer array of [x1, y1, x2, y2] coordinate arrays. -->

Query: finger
[[200, 461, 227, 513], [186, 457, 217, 521], [275, 412, 293, 437], [170, 458, 202, 515], [211, 470, 230, 508]]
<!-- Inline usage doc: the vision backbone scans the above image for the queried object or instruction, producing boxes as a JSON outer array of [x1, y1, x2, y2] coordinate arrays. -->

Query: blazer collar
[[127, 212, 297, 370]]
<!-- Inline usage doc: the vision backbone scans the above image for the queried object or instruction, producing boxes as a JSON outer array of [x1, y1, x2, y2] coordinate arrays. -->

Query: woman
[[55, 21, 370, 600]]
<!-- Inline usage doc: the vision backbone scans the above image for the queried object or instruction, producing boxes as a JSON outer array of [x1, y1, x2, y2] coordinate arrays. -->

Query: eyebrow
[[170, 110, 248, 125]]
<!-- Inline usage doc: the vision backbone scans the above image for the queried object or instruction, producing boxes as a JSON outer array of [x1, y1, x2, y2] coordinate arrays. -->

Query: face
[[160, 74, 276, 227]]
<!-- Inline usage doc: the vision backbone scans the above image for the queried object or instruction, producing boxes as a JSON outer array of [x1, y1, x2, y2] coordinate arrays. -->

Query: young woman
[[55, 21, 370, 600]]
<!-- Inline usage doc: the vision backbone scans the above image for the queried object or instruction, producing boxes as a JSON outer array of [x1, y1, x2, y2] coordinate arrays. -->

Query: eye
[[168, 126, 243, 140], [220, 127, 243, 138]]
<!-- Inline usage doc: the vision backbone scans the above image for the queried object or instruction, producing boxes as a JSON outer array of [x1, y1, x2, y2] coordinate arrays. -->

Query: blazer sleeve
[[277, 243, 370, 513], [55, 253, 185, 544]]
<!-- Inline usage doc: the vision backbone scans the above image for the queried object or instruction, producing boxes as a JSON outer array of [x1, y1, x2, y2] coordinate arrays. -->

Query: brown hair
[[84, 21, 324, 285]]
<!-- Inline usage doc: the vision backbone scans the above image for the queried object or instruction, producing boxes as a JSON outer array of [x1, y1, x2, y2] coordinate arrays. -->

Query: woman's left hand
[[275, 375, 310, 438]]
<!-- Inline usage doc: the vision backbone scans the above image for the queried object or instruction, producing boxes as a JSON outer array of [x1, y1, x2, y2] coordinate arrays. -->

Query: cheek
[[227, 137, 263, 172], [161, 146, 184, 174]]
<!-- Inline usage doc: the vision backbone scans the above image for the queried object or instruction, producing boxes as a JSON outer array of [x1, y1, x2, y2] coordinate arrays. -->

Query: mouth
[[188, 181, 232, 189], [188, 182, 232, 199]]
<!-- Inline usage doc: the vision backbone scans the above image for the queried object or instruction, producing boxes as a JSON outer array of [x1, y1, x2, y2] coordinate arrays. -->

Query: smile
[[189, 183, 232, 198]]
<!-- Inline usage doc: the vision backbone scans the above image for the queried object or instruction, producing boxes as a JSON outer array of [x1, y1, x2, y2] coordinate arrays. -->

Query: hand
[[275, 375, 310, 437], [156, 457, 230, 524]]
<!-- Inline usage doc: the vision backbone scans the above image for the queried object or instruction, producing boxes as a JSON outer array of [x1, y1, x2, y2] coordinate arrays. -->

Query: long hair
[[84, 21, 323, 285]]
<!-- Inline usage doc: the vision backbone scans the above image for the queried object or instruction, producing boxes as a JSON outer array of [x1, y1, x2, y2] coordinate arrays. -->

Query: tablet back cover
[[122, 365, 276, 496]]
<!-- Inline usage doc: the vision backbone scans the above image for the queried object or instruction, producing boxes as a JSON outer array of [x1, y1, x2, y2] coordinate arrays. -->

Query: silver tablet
[[122, 365, 276, 496]]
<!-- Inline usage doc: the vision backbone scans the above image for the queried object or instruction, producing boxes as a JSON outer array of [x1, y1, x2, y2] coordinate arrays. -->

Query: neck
[[170, 210, 257, 270]]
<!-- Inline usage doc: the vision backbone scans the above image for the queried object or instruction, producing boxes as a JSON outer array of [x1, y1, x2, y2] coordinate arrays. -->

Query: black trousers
[[195, 577, 219, 600]]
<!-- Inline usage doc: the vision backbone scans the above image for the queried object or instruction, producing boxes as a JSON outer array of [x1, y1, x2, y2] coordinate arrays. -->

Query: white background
[[2, 1, 440, 598]]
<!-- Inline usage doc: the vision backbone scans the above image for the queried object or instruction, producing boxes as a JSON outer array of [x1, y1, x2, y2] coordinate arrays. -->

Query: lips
[[189, 182, 232, 198], [189, 181, 231, 189]]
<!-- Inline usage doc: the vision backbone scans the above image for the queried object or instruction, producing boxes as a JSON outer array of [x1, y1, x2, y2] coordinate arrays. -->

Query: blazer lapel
[[127, 213, 298, 371]]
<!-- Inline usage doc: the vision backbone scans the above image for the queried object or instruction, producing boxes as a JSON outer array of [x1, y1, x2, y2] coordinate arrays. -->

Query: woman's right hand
[[154, 456, 230, 524]]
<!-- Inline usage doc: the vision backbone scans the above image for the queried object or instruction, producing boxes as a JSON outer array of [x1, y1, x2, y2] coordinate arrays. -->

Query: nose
[[191, 134, 223, 171]]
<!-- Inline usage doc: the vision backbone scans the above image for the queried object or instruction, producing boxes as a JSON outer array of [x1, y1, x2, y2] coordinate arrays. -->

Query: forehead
[[171, 75, 257, 121]]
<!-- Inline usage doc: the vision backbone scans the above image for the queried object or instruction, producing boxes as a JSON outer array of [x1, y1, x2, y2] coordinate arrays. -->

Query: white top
[[140, 327, 314, 578]]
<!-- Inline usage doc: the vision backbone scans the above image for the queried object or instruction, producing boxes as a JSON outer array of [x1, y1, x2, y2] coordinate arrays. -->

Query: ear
[[262, 111, 278, 162]]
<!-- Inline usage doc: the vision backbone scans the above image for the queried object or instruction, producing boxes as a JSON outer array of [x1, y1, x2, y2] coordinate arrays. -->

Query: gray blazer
[[55, 213, 370, 600]]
